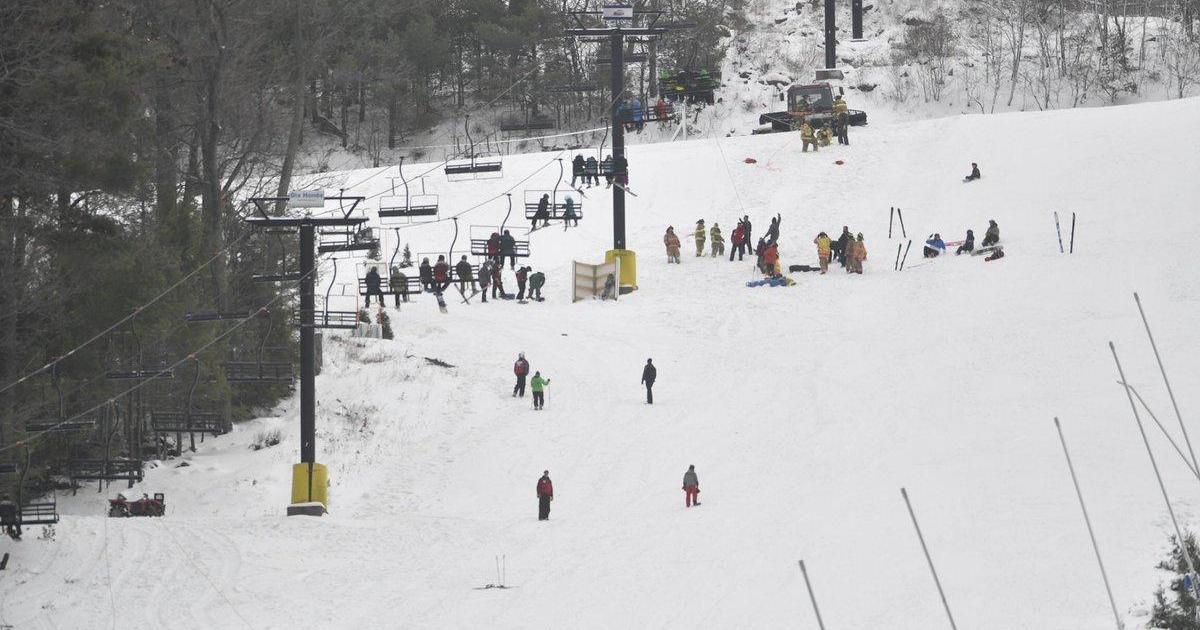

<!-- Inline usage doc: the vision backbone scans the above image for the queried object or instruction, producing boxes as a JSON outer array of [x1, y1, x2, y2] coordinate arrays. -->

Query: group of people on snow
[[534, 463, 700, 521], [362, 256, 546, 307], [571, 154, 629, 190], [924, 220, 1002, 261], [513, 352, 550, 410], [793, 95, 852, 151], [814, 226, 867, 274]]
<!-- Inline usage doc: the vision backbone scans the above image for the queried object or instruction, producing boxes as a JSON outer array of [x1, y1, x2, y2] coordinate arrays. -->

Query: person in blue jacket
[[923, 233, 946, 258]]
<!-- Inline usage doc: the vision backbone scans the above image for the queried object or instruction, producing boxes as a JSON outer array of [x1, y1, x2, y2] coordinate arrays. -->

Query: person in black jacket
[[641, 358, 657, 404], [834, 226, 853, 266], [364, 267, 384, 307], [965, 162, 981, 181], [571, 154, 585, 187], [516, 266, 529, 301], [955, 230, 975, 255], [742, 215, 753, 252], [765, 213, 782, 245], [500, 230, 518, 269], [533, 194, 551, 230], [454, 255, 475, 292], [418, 258, 434, 291]]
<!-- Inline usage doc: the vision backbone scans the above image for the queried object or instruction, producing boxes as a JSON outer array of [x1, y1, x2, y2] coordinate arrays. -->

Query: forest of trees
[[0, 0, 736, 493]]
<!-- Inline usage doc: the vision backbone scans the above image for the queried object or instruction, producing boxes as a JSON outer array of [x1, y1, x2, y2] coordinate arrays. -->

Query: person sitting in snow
[[924, 234, 946, 258], [964, 162, 981, 181], [981, 220, 1000, 247], [955, 229, 975, 255]]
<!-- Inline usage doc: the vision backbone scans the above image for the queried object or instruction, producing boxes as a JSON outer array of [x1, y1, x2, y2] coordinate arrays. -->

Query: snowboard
[[612, 182, 638, 196], [971, 244, 1002, 256], [434, 291, 448, 313]]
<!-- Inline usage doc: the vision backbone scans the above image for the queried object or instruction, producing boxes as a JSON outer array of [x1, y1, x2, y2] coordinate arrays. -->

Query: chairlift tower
[[244, 190, 365, 517], [567, 4, 684, 291]]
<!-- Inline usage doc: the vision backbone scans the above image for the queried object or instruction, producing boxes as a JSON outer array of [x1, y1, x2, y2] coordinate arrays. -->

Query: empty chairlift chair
[[445, 114, 503, 181], [253, 229, 302, 283], [152, 356, 226, 455], [379, 159, 439, 225], [0, 446, 60, 540], [223, 308, 294, 383]]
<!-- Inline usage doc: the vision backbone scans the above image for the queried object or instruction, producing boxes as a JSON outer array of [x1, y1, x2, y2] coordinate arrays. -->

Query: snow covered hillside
[[4, 98, 1200, 629]]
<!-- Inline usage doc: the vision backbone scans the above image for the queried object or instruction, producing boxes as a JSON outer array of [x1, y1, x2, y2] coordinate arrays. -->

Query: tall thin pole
[[1053, 417, 1125, 629], [900, 487, 958, 630], [610, 33, 626, 251], [1122, 381, 1200, 481], [1134, 292, 1197, 475], [1109, 341, 1200, 606], [798, 560, 828, 630], [299, 223, 316, 466], [824, 0, 837, 69]]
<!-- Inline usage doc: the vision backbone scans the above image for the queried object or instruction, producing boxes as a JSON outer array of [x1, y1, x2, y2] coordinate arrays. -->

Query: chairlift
[[379, 158, 440, 224], [546, 84, 602, 93], [296, 258, 361, 329], [224, 308, 294, 384], [253, 230, 302, 283], [152, 356, 226, 455], [358, 254, 423, 304], [0, 445, 60, 539], [68, 458, 143, 487], [499, 113, 556, 134], [445, 114, 504, 181], [659, 69, 719, 105], [22, 363, 98, 434], [525, 159, 585, 225], [469, 226, 532, 258], [317, 226, 379, 255], [105, 319, 174, 380]]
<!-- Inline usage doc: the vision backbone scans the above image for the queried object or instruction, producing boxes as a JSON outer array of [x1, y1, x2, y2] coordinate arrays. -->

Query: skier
[[454, 255, 476, 292], [641, 358, 656, 404], [694, 219, 706, 257], [834, 226, 853, 267], [500, 230, 517, 269], [533, 194, 551, 230], [571, 154, 586, 187], [682, 465, 700, 507], [562, 196, 579, 228], [477, 259, 492, 303], [492, 264, 509, 300], [531, 371, 550, 410], [513, 353, 529, 397], [923, 233, 946, 258], [814, 231, 832, 274], [364, 266, 384, 307], [516, 266, 529, 301], [418, 257, 434, 291], [487, 232, 501, 265], [965, 162, 981, 181], [846, 233, 867, 274], [710, 223, 725, 257], [537, 471, 554, 521], [765, 213, 782, 245], [800, 120, 818, 152], [729, 221, 746, 261], [529, 270, 545, 301], [663, 227, 682, 264], [584, 156, 599, 187], [981, 220, 1000, 247], [955, 229, 975, 255], [601, 155, 614, 187], [433, 255, 451, 292]]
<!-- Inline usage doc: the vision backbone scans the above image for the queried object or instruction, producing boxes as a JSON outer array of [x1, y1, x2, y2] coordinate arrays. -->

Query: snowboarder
[[531, 371, 550, 410], [533, 194, 551, 230], [800, 120, 818, 152], [500, 230, 517, 269], [513, 353, 529, 397], [433, 255, 451, 292], [985, 247, 1006, 261], [537, 471, 554, 521], [487, 232, 501, 265], [682, 465, 700, 507], [477, 259, 492, 303], [418, 258, 434, 291], [814, 232, 832, 274], [964, 162, 981, 181], [516, 266, 529, 301], [584, 156, 599, 187], [571, 154, 585, 187], [694, 220, 707, 257], [846, 233, 867, 274], [664, 227, 682, 264], [981, 220, 1000, 247], [710, 223, 725, 257], [924, 234, 946, 258], [834, 226, 852, 266], [562, 196, 578, 228], [765, 213, 782, 245], [455, 255, 476, 292], [364, 266, 384, 307], [955, 229, 975, 255], [529, 270, 545, 301], [641, 358, 656, 404]]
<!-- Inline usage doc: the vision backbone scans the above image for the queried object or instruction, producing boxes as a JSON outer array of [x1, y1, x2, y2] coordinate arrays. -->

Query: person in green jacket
[[531, 371, 550, 410], [529, 271, 546, 301]]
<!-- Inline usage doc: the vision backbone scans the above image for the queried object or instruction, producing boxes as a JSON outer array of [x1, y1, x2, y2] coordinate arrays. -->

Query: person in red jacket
[[433, 255, 451, 292], [537, 470, 554, 521], [513, 353, 529, 397]]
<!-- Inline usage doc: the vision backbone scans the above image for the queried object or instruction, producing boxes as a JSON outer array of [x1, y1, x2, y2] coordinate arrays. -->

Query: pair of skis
[[1054, 211, 1076, 253]]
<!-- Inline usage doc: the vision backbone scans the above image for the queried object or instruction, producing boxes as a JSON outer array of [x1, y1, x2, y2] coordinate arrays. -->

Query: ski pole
[[889, 206, 895, 239], [1054, 211, 1064, 253], [1069, 212, 1076, 253], [901, 488, 958, 630], [798, 560, 828, 630], [899, 240, 912, 270], [897, 208, 907, 238], [895, 242, 902, 271]]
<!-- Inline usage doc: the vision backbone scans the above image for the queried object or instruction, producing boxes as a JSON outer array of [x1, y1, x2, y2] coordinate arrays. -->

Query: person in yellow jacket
[[800, 121, 818, 152], [832, 95, 849, 116], [813, 231, 832, 274], [710, 223, 725, 257], [817, 126, 833, 146], [664, 226, 682, 264], [693, 219, 707, 257], [846, 233, 867, 274]]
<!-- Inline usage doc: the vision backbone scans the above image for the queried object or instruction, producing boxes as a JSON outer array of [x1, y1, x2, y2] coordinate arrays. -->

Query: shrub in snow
[[1151, 532, 1200, 629], [358, 309, 371, 324], [377, 309, 393, 340], [250, 429, 282, 451]]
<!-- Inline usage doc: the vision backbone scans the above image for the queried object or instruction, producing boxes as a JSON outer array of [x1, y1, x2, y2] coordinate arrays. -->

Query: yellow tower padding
[[605, 249, 637, 291], [289, 462, 328, 516]]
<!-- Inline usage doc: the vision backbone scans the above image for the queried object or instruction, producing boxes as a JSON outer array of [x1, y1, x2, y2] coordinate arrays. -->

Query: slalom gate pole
[[1132, 292, 1196, 472], [1054, 418, 1125, 630], [900, 240, 912, 270], [1070, 213, 1076, 253], [798, 560, 828, 630], [889, 207, 895, 239], [895, 242, 902, 271], [1110, 342, 1200, 609], [1054, 212, 1064, 253], [901, 488, 958, 629], [897, 208, 907, 238], [1120, 381, 1200, 481]]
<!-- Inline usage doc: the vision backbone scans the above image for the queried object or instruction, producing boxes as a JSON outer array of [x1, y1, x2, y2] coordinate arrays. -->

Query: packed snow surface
[[4, 98, 1200, 629]]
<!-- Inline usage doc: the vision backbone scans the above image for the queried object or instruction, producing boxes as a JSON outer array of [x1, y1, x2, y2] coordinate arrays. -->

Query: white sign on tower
[[601, 4, 634, 21], [288, 189, 325, 208]]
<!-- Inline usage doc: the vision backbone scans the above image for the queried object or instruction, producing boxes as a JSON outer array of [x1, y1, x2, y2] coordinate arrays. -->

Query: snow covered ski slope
[[3, 98, 1200, 629]]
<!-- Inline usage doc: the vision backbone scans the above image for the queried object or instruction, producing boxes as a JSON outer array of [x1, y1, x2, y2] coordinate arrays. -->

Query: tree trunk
[[152, 81, 180, 240]]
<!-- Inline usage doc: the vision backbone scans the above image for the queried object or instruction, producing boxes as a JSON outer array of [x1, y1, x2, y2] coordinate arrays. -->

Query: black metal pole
[[610, 32, 626, 251], [824, 0, 837, 69], [299, 223, 315, 465], [852, 0, 863, 39]]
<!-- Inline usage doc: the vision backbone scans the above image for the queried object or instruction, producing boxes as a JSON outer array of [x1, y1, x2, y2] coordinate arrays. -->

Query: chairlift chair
[[223, 308, 294, 384], [152, 356, 226, 455], [379, 159, 440, 225], [358, 257, 423, 304], [1, 446, 60, 539], [469, 226, 531, 258], [104, 320, 175, 380], [445, 114, 504, 181], [525, 158, 584, 224], [253, 230, 302, 283], [317, 226, 379, 255]]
